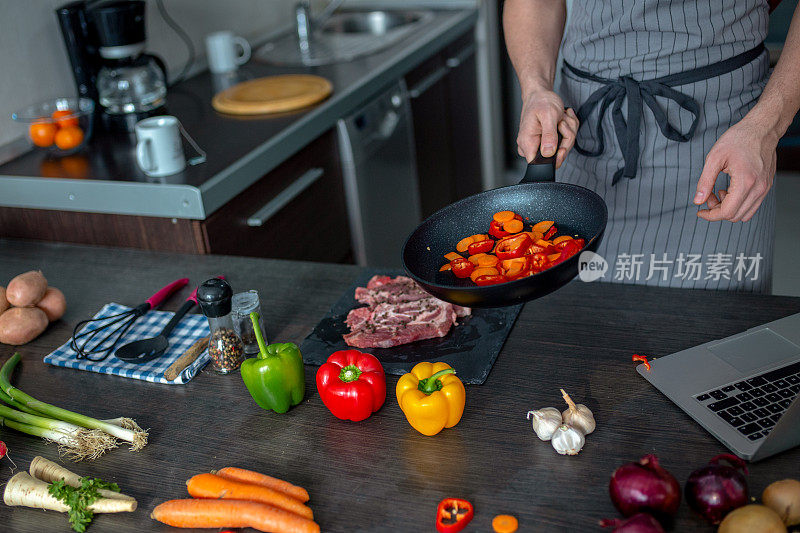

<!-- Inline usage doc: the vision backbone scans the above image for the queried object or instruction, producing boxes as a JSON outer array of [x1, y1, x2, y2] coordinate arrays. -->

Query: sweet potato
[[6, 271, 48, 307], [0, 287, 9, 315], [0, 307, 48, 345], [36, 287, 66, 322]]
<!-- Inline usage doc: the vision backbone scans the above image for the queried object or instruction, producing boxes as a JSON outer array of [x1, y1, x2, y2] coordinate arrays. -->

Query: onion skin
[[599, 513, 665, 532], [762, 479, 800, 526], [718, 504, 787, 533], [684, 453, 748, 524], [609, 454, 680, 522]]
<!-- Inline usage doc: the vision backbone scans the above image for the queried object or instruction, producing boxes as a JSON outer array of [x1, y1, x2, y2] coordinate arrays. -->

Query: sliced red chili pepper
[[543, 226, 558, 240], [436, 498, 474, 533], [489, 220, 510, 239], [450, 258, 475, 279], [494, 233, 532, 260], [467, 238, 494, 255], [528, 252, 551, 272], [632, 354, 651, 371], [474, 274, 507, 286]]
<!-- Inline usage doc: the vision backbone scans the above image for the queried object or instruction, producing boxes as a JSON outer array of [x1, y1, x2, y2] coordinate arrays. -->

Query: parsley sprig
[[48, 477, 120, 532]]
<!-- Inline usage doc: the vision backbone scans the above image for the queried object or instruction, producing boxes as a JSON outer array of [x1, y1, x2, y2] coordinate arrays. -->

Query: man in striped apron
[[504, 0, 800, 292]]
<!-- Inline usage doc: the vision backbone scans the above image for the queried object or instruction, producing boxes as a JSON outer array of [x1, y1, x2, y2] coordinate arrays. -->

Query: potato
[[763, 479, 800, 526], [0, 307, 48, 345], [6, 270, 48, 307], [718, 504, 787, 533], [36, 287, 67, 322], [0, 286, 9, 315]]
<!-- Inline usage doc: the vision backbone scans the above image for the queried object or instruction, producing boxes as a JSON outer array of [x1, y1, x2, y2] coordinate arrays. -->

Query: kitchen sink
[[254, 9, 433, 67], [321, 11, 425, 36]]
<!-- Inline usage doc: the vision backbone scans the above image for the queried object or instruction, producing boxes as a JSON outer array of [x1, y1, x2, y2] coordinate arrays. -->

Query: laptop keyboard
[[695, 360, 800, 442]]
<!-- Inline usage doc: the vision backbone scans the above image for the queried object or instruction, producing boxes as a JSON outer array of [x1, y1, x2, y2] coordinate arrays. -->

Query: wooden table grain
[[1, 239, 799, 532]]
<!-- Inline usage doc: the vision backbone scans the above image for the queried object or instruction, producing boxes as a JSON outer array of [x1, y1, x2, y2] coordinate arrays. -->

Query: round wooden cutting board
[[211, 74, 333, 115]]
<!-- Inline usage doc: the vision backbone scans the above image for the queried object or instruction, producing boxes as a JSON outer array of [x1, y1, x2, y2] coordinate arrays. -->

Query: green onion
[[0, 353, 147, 451]]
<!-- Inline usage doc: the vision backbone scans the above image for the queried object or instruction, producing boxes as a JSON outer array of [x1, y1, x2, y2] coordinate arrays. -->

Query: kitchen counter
[[0, 8, 477, 219], [1, 238, 799, 532]]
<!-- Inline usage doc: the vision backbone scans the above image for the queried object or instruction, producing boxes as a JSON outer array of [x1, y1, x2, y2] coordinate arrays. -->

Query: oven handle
[[246, 167, 324, 227]]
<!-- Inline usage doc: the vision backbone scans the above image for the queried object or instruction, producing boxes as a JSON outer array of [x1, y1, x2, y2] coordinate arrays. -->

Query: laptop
[[638, 312, 800, 461]]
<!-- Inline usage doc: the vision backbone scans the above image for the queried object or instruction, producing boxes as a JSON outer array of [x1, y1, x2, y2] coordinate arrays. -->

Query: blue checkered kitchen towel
[[44, 303, 211, 385]]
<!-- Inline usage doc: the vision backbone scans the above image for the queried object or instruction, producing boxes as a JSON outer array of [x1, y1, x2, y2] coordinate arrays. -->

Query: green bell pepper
[[240, 312, 305, 413]]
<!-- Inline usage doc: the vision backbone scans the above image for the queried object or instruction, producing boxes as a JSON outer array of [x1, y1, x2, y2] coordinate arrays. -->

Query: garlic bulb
[[560, 388, 596, 435], [551, 424, 585, 455], [526, 408, 562, 441]]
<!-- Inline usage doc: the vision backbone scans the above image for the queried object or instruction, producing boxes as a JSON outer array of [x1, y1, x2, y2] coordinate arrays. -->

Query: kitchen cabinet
[[0, 130, 351, 262], [406, 30, 482, 218]]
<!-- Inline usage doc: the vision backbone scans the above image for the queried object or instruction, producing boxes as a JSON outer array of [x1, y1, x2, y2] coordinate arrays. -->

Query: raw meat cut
[[343, 275, 471, 349]]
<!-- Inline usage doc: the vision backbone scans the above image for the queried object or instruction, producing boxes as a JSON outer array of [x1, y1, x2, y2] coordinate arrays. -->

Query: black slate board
[[300, 269, 522, 384]]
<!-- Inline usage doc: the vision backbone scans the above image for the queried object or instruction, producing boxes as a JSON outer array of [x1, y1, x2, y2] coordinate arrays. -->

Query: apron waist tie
[[563, 43, 765, 184]]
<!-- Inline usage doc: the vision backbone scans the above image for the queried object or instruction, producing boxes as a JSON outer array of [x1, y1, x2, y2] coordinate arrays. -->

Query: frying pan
[[402, 152, 608, 307]]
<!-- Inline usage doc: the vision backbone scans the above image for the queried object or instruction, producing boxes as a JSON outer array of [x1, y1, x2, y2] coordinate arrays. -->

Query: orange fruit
[[51, 109, 79, 128], [54, 126, 84, 150], [29, 121, 57, 147]]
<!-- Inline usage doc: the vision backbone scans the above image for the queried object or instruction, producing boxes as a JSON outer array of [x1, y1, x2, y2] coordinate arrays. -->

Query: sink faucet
[[295, 1, 313, 53]]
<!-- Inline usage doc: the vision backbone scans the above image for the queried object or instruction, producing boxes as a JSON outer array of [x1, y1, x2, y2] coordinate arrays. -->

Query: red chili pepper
[[632, 354, 651, 371], [489, 220, 510, 239], [467, 239, 494, 255], [450, 258, 475, 278], [494, 233, 532, 260], [528, 252, 551, 272], [436, 498, 474, 533], [543, 226, 558, 240], [316, 350, 386, 421], [474, 274, 507, 286]]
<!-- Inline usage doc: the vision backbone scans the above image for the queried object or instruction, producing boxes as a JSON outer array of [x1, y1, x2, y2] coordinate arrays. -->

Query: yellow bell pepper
[[396, 362, 465, 436]]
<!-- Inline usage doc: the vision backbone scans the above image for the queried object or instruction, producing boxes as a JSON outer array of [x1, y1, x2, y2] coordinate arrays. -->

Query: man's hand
[[517, 90, 578, 168], [694, 114, 779, 222]]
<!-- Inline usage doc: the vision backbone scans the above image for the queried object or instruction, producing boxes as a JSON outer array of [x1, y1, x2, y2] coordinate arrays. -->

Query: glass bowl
[[11, 97, 95, 156]]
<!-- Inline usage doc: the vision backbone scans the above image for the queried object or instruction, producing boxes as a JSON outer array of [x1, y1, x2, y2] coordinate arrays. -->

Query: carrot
[[492, 210, 515, 223], [187, 473, 313, 519], [214, 466, 310, 503], [503, 219, 524, 233], [439, 263, 452, 272], [552, 235, 573, 245], [531, 220, 554, 233], [492, 514, 519, 533], [444, 252, 462, 261], [456, 236, 474, 253], [547, 253, 562, 262], [151, 499, 319, 533], [468, 254, 499, 267], [470, 266, 499, 283]]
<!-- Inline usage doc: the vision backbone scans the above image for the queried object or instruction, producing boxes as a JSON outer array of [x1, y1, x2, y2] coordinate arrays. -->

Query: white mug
[[205, 31, 251, 74], [135, 116, 206, 177]]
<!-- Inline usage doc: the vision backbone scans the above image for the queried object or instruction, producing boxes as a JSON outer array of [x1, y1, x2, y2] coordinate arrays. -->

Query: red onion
[[684, 453, 749, 524], [609, 454, 681, 521], [600, 513, 665, 532]]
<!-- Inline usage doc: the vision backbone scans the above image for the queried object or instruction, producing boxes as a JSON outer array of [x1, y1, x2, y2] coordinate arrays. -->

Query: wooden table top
[[1, 239, 799, 532]]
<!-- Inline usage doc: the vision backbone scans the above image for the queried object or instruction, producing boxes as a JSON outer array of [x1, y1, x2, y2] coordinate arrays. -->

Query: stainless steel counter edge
[[0, 8, 478, 220]]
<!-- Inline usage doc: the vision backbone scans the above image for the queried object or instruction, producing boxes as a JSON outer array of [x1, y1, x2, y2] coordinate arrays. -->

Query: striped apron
[[557, 0, 775, 292]]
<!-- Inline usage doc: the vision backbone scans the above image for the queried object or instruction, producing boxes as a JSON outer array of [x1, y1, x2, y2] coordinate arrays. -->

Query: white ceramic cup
[[205, 31, 251, 74], [135, 116, 186, 177]]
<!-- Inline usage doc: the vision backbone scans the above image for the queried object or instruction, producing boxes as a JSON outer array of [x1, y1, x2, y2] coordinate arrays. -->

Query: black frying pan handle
[[521, 133, 562, 184]]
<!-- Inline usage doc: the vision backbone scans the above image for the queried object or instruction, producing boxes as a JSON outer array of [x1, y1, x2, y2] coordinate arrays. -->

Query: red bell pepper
[[543, 225, 558, 240], [552, 239, 583, 265], [467, 238, 494, 255], [316, 350, 386, 422], [436, 498, 474, 533], [529, 252, 551, 272], [495, 233, 532, 260], [488, 220, 510, 239], [474, 274, 506, 286], [450, 258, 475, 278]]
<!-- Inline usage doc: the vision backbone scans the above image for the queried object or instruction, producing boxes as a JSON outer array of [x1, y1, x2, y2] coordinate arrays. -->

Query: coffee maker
[[56, 0, 168, 132]]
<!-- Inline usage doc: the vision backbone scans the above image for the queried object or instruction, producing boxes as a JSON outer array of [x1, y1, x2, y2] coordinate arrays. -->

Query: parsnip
[[3, 472, 137, 513], [29, 456, 135, 501]]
